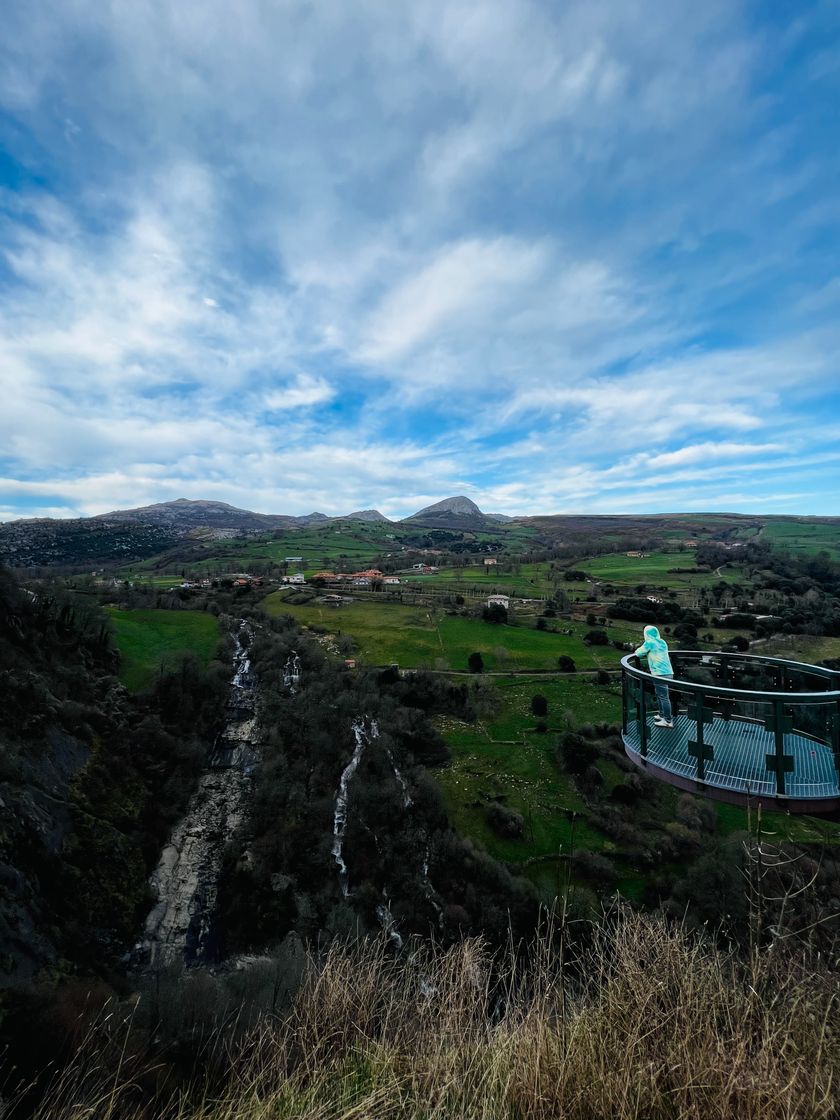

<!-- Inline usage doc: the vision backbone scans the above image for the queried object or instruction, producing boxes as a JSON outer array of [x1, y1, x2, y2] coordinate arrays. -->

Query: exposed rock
[[136, 621, 263, 969]]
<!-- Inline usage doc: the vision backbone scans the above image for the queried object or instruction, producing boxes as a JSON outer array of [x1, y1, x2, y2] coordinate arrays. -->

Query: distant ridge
[[332, 509, 391, 523], [94, 498, 302, 533]]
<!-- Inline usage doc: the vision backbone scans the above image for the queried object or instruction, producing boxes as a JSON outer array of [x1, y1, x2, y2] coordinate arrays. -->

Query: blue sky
[[1, 1, 839, 521]]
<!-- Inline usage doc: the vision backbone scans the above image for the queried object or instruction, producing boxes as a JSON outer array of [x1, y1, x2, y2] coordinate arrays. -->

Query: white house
[[486, 594, 510, 609], [383, 576, 401, 585], [483, 557, 498, 566], [282, 573, 305, 584]]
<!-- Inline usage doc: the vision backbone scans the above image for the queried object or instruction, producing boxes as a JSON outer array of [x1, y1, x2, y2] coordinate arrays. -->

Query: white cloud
[[263, 376, 335, 411]]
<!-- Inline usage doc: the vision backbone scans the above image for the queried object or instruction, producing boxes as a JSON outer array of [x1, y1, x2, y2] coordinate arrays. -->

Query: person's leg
[[655, 677, 673, 723]]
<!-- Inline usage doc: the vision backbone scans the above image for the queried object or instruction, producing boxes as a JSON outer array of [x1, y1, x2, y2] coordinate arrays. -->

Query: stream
[[136, 621, 263, 969]]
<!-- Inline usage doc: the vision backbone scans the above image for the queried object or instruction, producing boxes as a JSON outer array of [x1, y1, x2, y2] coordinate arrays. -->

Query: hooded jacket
[[634, 625, 673, 676]]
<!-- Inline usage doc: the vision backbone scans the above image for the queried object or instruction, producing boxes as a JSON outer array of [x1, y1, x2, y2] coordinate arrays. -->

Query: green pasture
[[757, 633, 840, 666], [434, 675, 625, 902], [108, 608, 221, 691], [579, 551, 738, 589], [434, 719, 610, 872], [262, 591, 632, 671], [399, 560, 557, 598], [760, 519, 840, 560]]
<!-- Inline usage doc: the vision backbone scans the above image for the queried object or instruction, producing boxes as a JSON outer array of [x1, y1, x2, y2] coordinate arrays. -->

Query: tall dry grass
[[23, 908, 840, 1120]]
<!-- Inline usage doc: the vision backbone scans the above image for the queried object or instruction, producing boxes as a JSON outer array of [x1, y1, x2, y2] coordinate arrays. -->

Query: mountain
[[333, 509, 391, 523], [403, 495, 495, 529], [0, 500, 343, 568], [485, 513, 516, 523], [94, 498, 298, 533], [408, 496, 483, 518]]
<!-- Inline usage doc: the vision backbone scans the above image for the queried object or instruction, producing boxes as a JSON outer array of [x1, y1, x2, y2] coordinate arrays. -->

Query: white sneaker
[[654, 716, 674, 728]]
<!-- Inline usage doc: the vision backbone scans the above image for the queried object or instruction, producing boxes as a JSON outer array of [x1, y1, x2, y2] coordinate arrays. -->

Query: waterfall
[[283, 650, 302, 692], [385, 745, 412, 808], [421, 842, 444, 929], [332, 718, 370, 896], [376, 898, 404, 949], [231, 623, 253, 690], [136, 618, 261, 969]]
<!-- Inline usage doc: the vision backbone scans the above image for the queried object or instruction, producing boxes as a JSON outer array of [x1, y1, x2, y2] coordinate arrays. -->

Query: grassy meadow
[[108, 608, 221, 691], [262, 591, 632, 671], [578, 549, 739, 588], [760, 517, 840, 560]]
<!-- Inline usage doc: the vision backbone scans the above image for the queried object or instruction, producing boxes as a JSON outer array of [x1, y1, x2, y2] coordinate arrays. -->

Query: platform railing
[[621, 651, 840, 800]]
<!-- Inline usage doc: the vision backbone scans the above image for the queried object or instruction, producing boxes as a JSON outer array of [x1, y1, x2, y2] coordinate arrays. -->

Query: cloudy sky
[[1, 1, 839, 521]]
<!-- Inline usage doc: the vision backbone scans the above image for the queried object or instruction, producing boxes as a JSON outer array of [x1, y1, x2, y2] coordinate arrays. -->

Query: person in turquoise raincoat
[[634, 624, 674, 728]]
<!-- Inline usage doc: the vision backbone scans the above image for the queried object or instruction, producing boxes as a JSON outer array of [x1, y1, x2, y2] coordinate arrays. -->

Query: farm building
[[486, 594, 510, 609], [383, 576, 401, 585], [281, 573, 305, 584], [483, 557, 498, 566]]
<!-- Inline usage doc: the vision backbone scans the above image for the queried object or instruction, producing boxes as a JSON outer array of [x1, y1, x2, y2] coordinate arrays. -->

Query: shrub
[[726, 634, 750, 652], [485, 801, 525, 839], [468, 651, 484, 673], [572, 849, 617, 885], [584, 630, 609, 646], [557, 655, 576, 672], [558, 731, 597, 775], [530, 694, 548, 717]]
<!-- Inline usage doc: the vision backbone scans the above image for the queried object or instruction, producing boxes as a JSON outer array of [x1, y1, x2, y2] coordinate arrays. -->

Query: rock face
[[403, 495, 493, 529], [137, 622, 262, 969]]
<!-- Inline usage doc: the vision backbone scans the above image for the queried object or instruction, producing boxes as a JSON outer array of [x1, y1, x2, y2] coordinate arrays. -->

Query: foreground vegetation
[[29, 909, 840, 1120]]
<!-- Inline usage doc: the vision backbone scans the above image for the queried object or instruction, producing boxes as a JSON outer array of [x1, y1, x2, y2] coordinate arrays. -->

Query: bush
[[584, 630, 609, 646], [557, 655, 576, 672], [468, 651, 484, 673], [558, 731, 597, 775], [572, 849, 617, 885], [485, 801, 525, 839], [482, 603, 508, 624], [530, 694, 548, 717]]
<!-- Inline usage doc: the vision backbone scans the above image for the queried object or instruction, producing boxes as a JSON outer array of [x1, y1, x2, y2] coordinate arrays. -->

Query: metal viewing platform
[[621, 651, 840, 812]]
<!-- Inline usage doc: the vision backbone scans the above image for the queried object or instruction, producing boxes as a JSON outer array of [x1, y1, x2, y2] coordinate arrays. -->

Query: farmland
[[108, 607, 221, 691], [578, 550, 740, 589], [262, 591, 633, 671], [760, 518, 840, 560]]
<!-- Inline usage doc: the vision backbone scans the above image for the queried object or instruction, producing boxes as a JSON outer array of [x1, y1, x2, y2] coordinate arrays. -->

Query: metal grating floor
[[624, 714, 838, 799]]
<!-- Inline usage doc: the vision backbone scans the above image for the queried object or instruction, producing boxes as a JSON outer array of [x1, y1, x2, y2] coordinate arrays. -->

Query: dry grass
[[23, 909, 840, 1120]]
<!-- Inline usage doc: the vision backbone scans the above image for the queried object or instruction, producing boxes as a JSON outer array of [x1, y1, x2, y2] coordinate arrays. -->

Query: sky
[[1, 1, 839, 522]]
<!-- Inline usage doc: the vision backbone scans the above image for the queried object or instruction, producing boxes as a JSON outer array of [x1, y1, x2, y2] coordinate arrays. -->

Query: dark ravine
[[136, 621, 262, 969]]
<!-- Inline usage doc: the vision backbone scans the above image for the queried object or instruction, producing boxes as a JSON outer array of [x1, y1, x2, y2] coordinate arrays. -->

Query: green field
[[262, 592, 631, 671], [760, 519, 840, 560], [400, 560, 557, 598], [108, 608, 221, 691], [579, 551, 739, 589]]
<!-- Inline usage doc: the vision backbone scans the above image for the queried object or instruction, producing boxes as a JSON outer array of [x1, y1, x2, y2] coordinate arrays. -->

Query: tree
[[468, 651, 484, 673], [530, 694, 548, 718], [483, 603, 507, 624], [584, 629, 609, 646], [557, 655, 576, 672]]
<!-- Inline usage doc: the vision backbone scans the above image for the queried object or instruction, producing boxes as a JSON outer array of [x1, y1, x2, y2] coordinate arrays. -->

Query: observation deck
[[621, 651, 840, 813]]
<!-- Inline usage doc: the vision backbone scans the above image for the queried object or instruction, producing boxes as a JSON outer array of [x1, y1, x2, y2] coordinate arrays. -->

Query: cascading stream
[[331, 718, 371, 897], [283, 650, 302, 693], [136, 619, 261, 970]]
